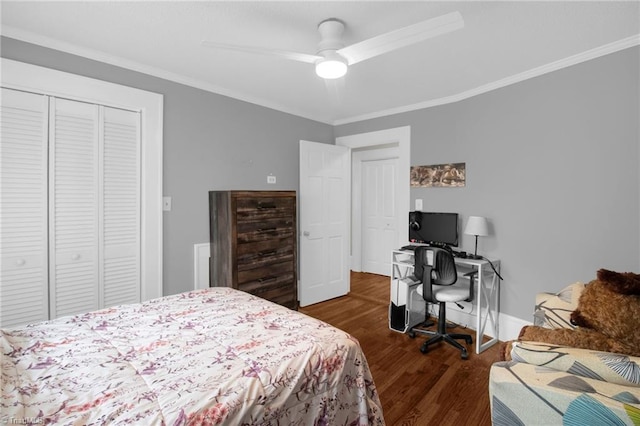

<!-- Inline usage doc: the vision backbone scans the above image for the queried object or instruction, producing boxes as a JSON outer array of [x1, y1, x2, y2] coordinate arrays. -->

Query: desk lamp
[[464, 216, 489, 259]]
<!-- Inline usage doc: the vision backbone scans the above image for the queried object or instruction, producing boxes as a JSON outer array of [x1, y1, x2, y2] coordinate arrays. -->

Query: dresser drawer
[[237, 260, 294, 284], [262, 288, 297, 309], [238, 275, 296, 309], [236, 197, 294, 221], [236, 218, 294, 243], [237, 273, 294, 294], [237, 243, 294, 270], [237, 237, 293, 256]]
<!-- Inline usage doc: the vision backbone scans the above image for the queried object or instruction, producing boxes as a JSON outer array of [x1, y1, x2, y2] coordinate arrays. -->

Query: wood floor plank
[[300, 271, 502, 426]]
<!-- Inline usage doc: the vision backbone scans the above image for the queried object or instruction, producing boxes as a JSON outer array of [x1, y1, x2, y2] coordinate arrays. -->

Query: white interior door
[[49, 100, 142, 319], [299, 140, 350, 307], [0, 93, 142, 327], [2, 58, 163, 305], [49, 97, 101, 318], [361, 157, 399, 275], [102, 107, 141, 307], [0, 88, 50, 327]]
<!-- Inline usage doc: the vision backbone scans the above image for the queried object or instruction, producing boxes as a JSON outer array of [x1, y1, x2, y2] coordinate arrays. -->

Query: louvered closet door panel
[[49, 98, 100, 318], [102, 107, 140, 307], [0, 88, 49, 328]]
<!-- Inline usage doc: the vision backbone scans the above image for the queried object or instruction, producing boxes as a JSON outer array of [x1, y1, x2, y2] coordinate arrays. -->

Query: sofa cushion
[[533, 282, 585, 329], [490, 360, 640, 425], [510, 341, 640, 387]]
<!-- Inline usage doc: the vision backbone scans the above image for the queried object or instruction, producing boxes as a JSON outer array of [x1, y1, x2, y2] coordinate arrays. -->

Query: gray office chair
[[409, 246, 473, 359]]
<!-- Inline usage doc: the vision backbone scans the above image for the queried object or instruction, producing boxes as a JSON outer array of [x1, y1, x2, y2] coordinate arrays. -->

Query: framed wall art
[[410, 162, 466, 188]]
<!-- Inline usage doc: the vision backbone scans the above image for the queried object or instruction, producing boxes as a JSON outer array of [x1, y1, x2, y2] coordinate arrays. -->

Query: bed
[[1, 287, 385, 425]]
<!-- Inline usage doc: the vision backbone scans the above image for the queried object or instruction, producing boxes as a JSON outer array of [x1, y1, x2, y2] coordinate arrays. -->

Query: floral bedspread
[[1, 288, 385, 425]]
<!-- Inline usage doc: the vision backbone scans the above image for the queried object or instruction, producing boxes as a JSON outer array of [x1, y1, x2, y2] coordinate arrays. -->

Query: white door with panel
[[0, 88, 141, 328], [361, 157, 399, 276], [299, 140, 350, 306]]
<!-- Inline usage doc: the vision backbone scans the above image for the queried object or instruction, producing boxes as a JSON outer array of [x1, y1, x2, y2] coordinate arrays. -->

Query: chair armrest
[[509, 341, 640, 388]]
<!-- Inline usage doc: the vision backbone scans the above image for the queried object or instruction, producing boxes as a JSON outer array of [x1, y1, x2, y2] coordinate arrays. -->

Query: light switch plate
[[163, 196, 172, 211], [415, 198, 423, 211]]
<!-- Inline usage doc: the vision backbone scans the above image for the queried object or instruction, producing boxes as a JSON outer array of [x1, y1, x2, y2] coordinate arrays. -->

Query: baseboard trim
[[498, 312, 531, 341], [444, 305, 531, 342]]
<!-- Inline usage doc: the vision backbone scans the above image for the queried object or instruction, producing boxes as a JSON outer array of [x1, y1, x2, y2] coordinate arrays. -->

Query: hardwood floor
[[299, 271, 502, 426]]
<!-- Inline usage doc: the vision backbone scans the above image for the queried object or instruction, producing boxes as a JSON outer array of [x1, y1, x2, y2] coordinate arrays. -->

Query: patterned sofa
[[489, 282, 640, 425]]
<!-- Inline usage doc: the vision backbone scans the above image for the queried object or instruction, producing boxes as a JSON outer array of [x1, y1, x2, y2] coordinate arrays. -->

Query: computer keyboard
[[452, 250, 468, 258], [401, 245, 468, 258]]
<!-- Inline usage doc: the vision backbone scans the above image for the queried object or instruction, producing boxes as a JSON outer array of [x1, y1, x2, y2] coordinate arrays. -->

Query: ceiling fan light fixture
[[315, 53, 348, 79], [202, 12, 465, 81]]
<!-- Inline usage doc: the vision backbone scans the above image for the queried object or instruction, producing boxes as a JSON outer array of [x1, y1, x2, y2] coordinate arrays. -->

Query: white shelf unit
[[389, 250, 426, 333]]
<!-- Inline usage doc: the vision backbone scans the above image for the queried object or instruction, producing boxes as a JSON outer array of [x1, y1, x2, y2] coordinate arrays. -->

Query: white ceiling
[[2, 1, 639, 125]]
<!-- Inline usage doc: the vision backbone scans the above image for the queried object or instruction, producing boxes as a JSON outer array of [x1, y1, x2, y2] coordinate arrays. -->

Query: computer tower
[[389, 277, 426, 333]]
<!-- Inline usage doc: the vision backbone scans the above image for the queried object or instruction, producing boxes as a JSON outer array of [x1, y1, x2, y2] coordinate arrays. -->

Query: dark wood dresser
[[209, 191, 298, 309]]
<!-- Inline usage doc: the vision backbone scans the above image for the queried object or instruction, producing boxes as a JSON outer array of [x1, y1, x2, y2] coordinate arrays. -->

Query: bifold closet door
[[0, 88, 50, 327], [49, 100, 141, 318], [102, 107, 140, 307], [49, 98, 101, 318], [1, 91, 141, 326]]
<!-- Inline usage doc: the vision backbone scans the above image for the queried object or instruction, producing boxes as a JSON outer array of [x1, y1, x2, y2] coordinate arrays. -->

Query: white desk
[[390, 249, 501, 354]]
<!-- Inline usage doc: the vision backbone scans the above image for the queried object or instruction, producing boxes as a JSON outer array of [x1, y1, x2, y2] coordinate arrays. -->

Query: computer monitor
[[408, 211, 459, 247]]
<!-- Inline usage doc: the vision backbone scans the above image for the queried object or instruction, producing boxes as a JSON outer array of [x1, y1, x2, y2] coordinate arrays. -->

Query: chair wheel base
[[417, 332, 472, 358]]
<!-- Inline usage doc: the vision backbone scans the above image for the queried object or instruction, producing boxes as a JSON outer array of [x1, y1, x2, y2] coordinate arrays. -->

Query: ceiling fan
[[202, 11, 464, 79]]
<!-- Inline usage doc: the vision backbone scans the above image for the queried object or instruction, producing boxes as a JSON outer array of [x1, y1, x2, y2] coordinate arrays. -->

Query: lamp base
[[469, 235, 483, 260]]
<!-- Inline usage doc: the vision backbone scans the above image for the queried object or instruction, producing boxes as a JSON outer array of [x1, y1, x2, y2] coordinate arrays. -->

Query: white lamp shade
[[464, 216, 489, 237], [315, 52, 348, 79]]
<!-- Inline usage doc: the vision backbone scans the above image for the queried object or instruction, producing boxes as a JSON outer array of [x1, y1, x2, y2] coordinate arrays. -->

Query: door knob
[[303, 231, 310, 237]]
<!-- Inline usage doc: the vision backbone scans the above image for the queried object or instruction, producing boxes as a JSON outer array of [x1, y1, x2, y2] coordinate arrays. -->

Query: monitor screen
[[408, 211, 459, 247]]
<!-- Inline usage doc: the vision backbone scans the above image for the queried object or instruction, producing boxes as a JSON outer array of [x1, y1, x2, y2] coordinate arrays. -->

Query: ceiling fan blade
[[201, 40, 321, 64], [337, 11, 464, 65]]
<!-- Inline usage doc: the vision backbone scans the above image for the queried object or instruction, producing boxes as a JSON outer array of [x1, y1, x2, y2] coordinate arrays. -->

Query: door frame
[[351, 147, 400, 272], [336, 126, 411, 272]]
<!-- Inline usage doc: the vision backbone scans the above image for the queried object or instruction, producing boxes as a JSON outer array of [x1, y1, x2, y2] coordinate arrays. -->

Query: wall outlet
[[415, 198, 423, 210], [267, 175, 276, 184]]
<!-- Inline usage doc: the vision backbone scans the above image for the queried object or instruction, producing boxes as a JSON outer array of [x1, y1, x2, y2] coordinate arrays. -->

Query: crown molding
[[3, 26, 638, 127], [0, 26, 332, 124], [334, 34, 640, 125]]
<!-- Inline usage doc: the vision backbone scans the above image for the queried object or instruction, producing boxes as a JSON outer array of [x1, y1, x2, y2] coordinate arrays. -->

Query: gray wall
[[1, 37, 334, 297], [336, 47, 640, 320], [3, 36, 638, 321]]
